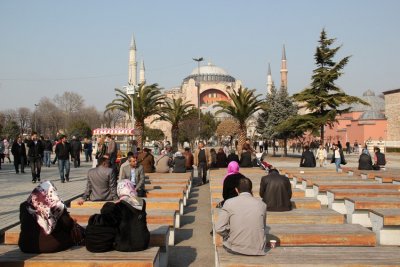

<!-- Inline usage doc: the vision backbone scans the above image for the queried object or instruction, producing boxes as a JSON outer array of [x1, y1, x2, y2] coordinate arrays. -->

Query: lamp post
[[192, 57, 203, 139], [125, 84, 137, 133], [34, 103, 39, 132]]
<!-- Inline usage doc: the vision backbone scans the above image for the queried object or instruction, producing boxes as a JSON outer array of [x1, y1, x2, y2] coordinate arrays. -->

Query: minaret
[[280, 44, 288, 90], [128, 34, 137, 85], [139, 60, 146, 84], [267, 63, 273, 95]]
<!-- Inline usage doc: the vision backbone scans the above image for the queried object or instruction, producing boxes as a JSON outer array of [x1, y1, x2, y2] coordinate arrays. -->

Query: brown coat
[[193, 148, 212, 167], [183, 151, 194, 169], [137, 152, 155, 173]]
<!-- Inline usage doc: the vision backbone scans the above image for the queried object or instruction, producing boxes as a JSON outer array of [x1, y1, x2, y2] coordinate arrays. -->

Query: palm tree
[[105, 83, 165, 148], [157, 98, 194, 152], [216, 87, 264, 152]]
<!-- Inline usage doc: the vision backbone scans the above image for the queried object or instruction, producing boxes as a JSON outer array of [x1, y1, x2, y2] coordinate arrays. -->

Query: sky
[[0, 0, 399, 111]]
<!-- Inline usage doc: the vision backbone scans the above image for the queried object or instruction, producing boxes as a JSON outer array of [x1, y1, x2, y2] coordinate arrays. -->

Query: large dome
[[183, 62, 236, 83], [349, 90, 385, 112], [190, 62, 228, 75]]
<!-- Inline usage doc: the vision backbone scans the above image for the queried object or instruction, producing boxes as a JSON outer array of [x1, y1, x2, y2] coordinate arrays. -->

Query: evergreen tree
[[292, 29, 367, 142]]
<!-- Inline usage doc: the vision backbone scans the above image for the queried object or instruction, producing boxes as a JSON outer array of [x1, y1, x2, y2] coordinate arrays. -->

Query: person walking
[[3, 138, 11, 163], [105, 134, 117, 171], [26, 132, 44, 183], [11, 137, 26, 174], [71, 136, 82, 168], [83, 138, 93, 162], [193, 141, 212, 185], [331, 143, 346, 172], [55, 135, 72, 183], [43, 136, 53, 168], [316, 144, 327, 167]]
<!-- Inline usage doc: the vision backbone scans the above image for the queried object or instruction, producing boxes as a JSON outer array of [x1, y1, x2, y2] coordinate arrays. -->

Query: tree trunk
[[320, 125, 325, 145], [135, 121, 144, 149], [272, 138, 276, 156], [237, 125, 247, 154], [283, 138, 288, 157], [171, 125, 179, 152]]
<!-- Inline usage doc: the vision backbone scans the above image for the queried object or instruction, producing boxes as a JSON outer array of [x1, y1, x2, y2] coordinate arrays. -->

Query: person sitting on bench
[[120, 155, 146, 197], [259, 169, 292, 211], [358, 148, 373, 170], [216, 177, 267, 256], [19, 181, 84, 253], [373, 147, 386, 170], [218, 161, 245, 208], [78, 157, 118, 205], [300, 145, 316, 167], [85, 179, 150, 252]]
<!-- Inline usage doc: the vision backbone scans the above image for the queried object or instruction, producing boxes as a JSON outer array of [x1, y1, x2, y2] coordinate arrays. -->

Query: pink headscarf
[[27, 181, 65, 235], [223, 161, 240, 182], [117, 179, 143, 210]]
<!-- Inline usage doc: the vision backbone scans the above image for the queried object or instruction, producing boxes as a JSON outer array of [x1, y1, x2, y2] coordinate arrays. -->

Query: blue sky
[[0, 0, 399, 111]]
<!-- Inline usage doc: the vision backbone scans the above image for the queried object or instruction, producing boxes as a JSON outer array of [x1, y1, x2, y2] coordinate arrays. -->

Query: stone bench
[[71, 198, 184, 216], [4, 224, 170, 265], [210, 188, 305, 199], [145, 184, 190, 199], [327, 189, 400, 214], [299, 177, 364, 194], [211, 197, 321, 210], [0, 245, 162, 267], [344, 197, 400, 227], [215, 246, 400, 267], [214, 223, 376, 247], [370, 208, 400, 245], [145, 189, 187, 206], [313, 183, 399, 205]]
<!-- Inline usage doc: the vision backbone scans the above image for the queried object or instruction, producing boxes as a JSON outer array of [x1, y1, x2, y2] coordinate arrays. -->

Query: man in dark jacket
[[71, 136, 82, 168], [300, 146, 316, 167], [43, 136, 53, 168], [26, 132, 44, 183], [373, 147, 386, 170], [259, 169, 292, 211], [11, 137, 26, 174], [227, 150, 239, 164], [172, 152, 186, 173], [55, 135, 72, 183]]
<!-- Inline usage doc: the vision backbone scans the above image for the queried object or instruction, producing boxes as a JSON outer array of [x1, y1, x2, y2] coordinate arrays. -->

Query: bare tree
[[80, 106, 102, 129], [17, 107, 32, 134], [102, 110, 126, 128], [36, 97, 64, 137], [54, 91, 84, 113]]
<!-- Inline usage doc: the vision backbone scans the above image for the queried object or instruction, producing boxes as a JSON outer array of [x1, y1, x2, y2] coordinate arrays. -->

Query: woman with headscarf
[[219, 161, 245, 207], [358, 148, 373, 170], [172, 151, 186, 173], [85, 179, 150, 252], [18, 181, 84, 253]]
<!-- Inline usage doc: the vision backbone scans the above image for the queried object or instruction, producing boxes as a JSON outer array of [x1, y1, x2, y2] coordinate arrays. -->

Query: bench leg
[[317, 193, 329, 206], [175, 214, 181, 228], [330, 201, 347, 214], [179, 200, 184, 216], [169, 227, 175, 246], [305, 188, 314, 197], [347, 210, 371, 227]]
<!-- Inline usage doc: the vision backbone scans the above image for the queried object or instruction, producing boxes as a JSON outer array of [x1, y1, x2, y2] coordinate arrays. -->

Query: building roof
[[184, 62, 236, 83], [348, 90, 385, 112], [382, 88, 400, 95], [359, 110, 386, 120]]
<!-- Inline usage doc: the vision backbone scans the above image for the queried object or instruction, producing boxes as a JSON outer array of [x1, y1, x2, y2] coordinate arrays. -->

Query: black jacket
[[43, 140, 53, 152], [172, 156, 186, 173], [300, 150, 316, 167], [259, 171, 292, 211], [227, 153, 239, 164], [216, 152, 228, 168], [358, 154, 373, 170], [26, 140, 44, 159], [375, 152, 386, 166], [239, 151, 252, 168], [55, 142, 72, 160], [71, 140, 82, 154], [11, 142, 26, 164], [222, 173, 245, 204]]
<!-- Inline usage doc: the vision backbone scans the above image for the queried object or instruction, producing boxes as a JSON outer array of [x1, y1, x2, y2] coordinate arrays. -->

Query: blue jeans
[[44, 151, 51, 167], [58, 159, 70, 181], [335, 158, 341, 172]]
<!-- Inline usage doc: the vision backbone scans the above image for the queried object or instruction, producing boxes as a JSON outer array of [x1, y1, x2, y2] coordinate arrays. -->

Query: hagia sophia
[[125, 35, 400, 148]]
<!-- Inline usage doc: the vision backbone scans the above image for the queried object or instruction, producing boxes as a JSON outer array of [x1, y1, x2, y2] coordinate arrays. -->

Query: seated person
[[216, 148, 228, 168], [373, 147, 386, 170], [172, 151, 186, 173], [86, 180, 150, 252], [216, 177, 266, 256], [239, 144, 253, 168], [120, 156, 146, 197], [227, 149, 239, 164], [155, 153, 170, 173], [219, 161, 245, 207], [183, 147, 194, 170], [259, 169, 292, 211], [19, 181, 84, 253], [300, 146, 316, 167], [137, 148, 155, 173], [78, 157, 118, 204], [358, 149, 373, 170]]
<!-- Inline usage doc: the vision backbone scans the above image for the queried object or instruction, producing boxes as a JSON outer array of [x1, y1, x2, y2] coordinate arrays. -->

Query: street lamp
[[34, 103, 39, 132], [192, 57, 203, 138]]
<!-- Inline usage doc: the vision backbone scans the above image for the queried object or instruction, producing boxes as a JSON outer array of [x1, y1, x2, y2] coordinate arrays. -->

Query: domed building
[[324, 89, 387, 146]]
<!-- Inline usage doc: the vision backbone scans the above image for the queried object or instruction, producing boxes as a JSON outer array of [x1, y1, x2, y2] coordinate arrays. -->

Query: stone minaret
[[128, 34, 137, 85], [139, 60, 146, 84], [267, 63, 273, 95], [280, 44, 288, 90]]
